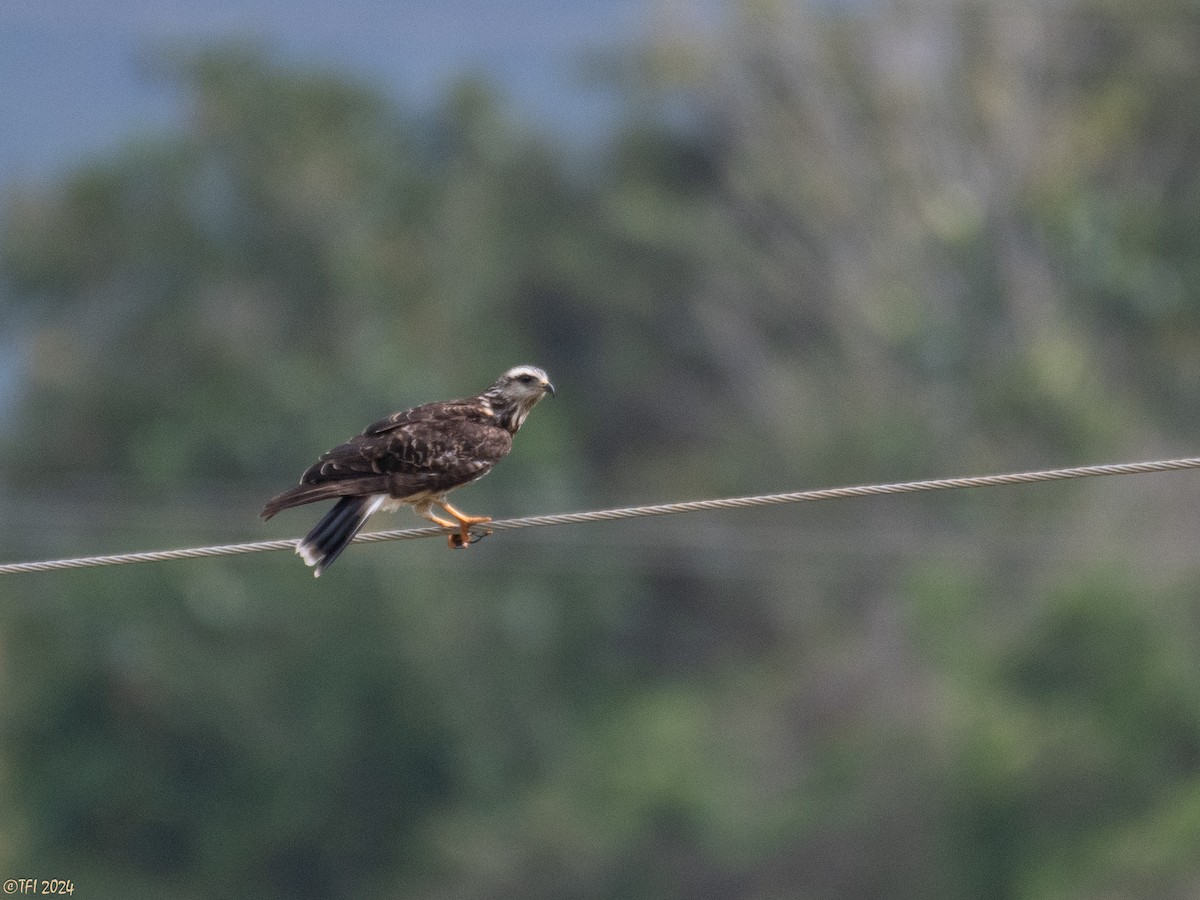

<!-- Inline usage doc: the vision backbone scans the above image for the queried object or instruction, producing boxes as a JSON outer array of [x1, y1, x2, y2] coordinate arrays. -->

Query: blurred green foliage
[[3, 3, 1200, 897]]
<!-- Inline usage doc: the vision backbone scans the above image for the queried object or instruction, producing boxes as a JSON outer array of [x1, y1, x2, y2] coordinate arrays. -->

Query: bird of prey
[[262, 365, 555, 576]]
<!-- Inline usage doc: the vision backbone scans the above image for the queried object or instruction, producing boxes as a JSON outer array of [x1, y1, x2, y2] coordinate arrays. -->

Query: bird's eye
[[518, 374, 534, 383]]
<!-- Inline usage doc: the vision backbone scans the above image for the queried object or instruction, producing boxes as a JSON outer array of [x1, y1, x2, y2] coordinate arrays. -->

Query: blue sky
[[0, 0, 703, 186]]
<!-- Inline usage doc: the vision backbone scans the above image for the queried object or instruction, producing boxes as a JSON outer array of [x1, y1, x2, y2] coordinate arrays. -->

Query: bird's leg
[[436, 499, 493, 549], [412, 499, 466, 548]]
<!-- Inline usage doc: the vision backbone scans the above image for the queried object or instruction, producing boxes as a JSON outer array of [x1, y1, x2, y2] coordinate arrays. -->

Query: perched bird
[[262, 365, 555, 576]]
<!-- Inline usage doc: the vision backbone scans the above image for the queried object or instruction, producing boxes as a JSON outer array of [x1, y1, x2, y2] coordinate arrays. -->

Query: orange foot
[[438, 500, 493, 549]]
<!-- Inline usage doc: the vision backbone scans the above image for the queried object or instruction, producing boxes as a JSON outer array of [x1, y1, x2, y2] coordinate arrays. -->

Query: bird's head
[[484, 365, 555, 432]]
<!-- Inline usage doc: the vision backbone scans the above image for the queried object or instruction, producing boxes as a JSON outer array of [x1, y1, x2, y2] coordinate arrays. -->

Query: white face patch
[[502, 365, 549, 383]]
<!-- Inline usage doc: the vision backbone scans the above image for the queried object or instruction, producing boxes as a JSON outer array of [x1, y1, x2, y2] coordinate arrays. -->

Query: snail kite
[[262, 365, 555, 576]]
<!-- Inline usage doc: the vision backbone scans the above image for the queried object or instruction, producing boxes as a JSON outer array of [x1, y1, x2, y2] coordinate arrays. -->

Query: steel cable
[[3, 455, 1199, 575]]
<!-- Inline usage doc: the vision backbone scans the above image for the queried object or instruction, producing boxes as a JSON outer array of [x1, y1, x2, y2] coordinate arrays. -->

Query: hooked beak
[[543, 380, 556, 397]]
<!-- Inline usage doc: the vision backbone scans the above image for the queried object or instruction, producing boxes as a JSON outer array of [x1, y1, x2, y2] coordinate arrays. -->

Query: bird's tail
[[296, 495, 385, 577]]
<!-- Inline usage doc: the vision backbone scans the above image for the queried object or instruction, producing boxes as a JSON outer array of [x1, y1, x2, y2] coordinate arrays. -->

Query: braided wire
[[3, 455, 1199, 575]]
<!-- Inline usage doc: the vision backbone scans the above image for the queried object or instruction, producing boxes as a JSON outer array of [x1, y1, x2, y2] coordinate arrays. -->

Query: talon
[[433, 500, 493, 550]]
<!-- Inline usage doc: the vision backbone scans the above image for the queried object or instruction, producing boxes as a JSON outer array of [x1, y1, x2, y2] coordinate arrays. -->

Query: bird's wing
[[260, 478, 392, 519], [261, 402, 512, 519], [359, 399, 478, 436], [304, 408, 513, 495]]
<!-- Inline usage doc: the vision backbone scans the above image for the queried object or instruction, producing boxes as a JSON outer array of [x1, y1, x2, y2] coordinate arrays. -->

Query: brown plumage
[[262, 365, 554, 576]]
